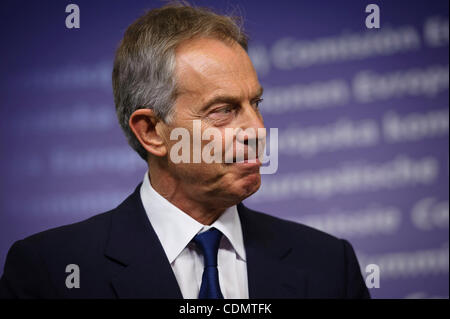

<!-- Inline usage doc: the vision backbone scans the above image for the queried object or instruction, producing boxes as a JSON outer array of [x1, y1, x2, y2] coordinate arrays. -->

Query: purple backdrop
[[0, 0, 448, 298]]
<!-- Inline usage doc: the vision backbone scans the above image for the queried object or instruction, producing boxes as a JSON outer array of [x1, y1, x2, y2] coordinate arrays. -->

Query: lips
[[234, 157, 260, 163], [230, 157, 262, 170], [232, 151, 259, 162]]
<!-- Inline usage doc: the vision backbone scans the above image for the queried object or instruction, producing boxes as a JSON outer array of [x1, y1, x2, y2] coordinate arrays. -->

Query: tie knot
[[193, 228, 223, 267]]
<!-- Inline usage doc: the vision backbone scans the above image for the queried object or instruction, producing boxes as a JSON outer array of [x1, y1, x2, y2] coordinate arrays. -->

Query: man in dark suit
[[0, 4, 370, 299]]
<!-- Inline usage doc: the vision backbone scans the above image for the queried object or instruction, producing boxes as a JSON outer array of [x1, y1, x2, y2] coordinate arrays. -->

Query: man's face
[[159, 37, 265, 208]]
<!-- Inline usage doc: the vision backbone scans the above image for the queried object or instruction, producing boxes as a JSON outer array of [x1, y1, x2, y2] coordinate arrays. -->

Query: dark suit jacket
[[0, 183, 370, 299]]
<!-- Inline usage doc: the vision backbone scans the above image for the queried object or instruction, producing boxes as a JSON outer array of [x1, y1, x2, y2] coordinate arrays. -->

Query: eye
[[212, 105, 237, 115], [206, 105, 239, 124], [220, 106, 234, 113], [253, 98, 263, 109]]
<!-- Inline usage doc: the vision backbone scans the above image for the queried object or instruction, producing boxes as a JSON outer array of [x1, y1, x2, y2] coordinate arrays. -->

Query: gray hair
[[112, 3, 248, 161]]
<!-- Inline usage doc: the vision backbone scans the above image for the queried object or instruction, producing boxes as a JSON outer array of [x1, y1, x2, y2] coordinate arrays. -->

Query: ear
[[129, 109, 168, 157]]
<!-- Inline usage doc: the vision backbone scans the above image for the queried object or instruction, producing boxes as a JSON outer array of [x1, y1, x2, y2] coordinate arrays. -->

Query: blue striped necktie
[[193, 228, 224, 299]]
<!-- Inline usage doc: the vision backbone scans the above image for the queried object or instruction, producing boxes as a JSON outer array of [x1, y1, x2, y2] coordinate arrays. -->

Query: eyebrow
[[200, 86, 264, 112]]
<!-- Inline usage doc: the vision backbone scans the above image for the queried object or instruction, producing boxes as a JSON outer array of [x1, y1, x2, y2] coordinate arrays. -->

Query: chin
[[234, 173, 261, 202]]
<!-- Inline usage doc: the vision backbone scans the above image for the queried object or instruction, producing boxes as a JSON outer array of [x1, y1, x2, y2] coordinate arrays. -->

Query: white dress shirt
[[139, 171, 249, 299]]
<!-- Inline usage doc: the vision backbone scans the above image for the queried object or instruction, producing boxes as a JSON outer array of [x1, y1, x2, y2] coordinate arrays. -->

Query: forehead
[[174, 37, 260, 100]]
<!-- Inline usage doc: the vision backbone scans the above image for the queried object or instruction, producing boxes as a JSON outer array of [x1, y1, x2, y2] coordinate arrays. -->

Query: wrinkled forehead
[[174, 37, 260, 100]]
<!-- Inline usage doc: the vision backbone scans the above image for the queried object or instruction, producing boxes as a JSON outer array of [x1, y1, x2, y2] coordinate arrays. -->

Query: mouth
[[230, 157, 262, 168], [223, 147, 263, 168]]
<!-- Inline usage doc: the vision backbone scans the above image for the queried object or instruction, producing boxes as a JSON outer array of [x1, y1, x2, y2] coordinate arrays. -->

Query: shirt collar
[[139, 171, 246, 263]]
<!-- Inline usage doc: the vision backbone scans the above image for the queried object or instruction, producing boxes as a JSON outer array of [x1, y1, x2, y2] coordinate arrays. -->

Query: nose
[[236, 103, 265, 142]]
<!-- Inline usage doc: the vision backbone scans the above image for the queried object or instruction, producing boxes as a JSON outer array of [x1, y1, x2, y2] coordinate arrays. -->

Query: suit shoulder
[[13, 209, 114, 253]]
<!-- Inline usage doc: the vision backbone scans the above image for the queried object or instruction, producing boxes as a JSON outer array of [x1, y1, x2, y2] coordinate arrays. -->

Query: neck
[[147, 165, 226, 225]]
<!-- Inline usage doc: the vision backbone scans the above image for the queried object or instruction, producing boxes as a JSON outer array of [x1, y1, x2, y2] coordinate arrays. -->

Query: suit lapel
[[103, 183, 306, 299], [104, 183, 183, 299], [238, 203, 308, 298]]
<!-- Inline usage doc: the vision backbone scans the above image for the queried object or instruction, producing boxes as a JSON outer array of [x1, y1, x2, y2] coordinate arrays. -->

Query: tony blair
[[0, 3, 370, 299]]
